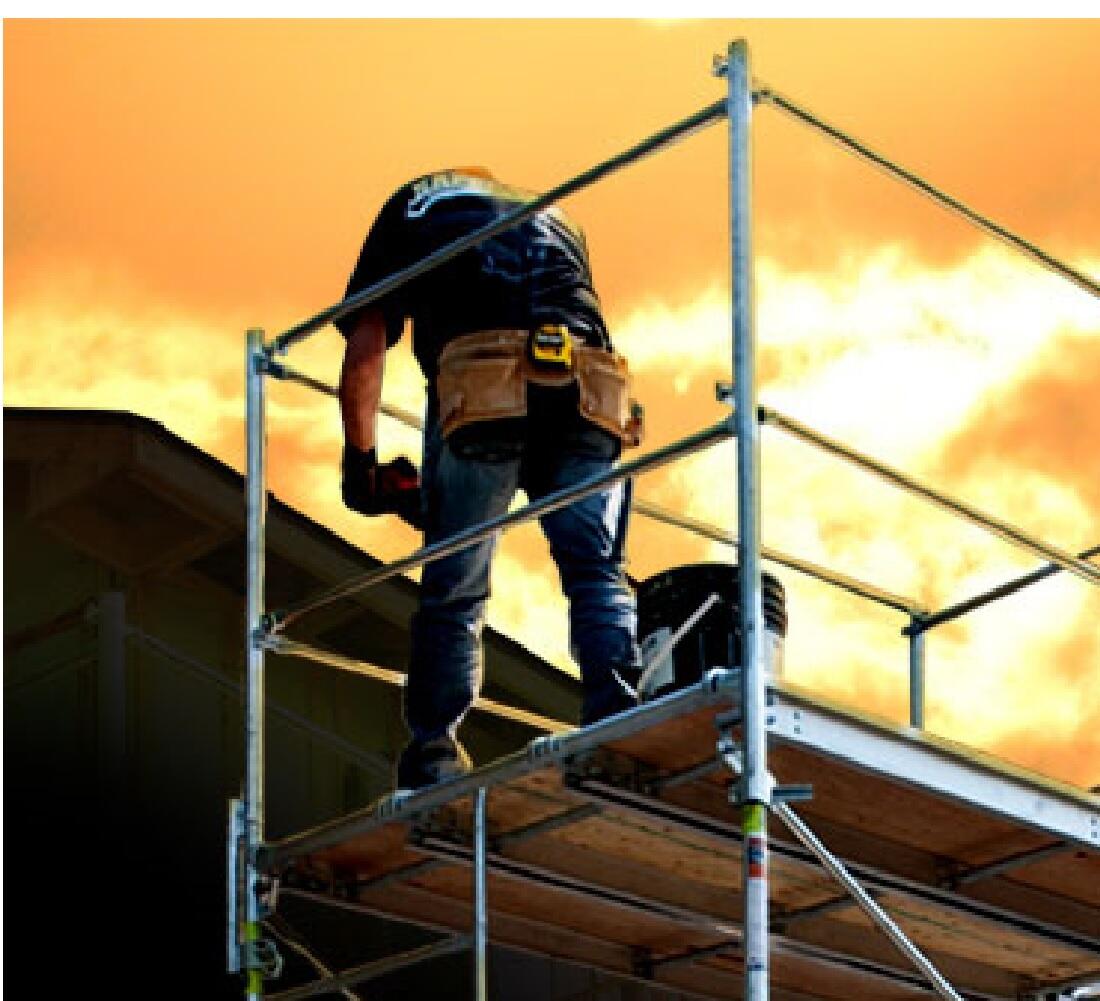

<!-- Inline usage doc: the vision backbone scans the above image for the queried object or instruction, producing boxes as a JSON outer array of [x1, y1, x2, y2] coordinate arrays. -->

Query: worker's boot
[[395, 735, 472, 792], [580, 668, 639, 727]]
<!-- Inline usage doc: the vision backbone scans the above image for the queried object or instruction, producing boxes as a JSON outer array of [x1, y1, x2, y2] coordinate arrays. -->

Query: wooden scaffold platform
[[261, 674, 1100, 1000]]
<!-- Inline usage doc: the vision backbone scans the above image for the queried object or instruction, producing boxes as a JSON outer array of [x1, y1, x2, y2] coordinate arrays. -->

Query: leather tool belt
[[436, 327, 645, 448]]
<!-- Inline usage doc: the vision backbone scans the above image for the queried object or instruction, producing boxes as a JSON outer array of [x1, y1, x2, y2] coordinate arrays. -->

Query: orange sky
[[5, 19, 1099, 788]]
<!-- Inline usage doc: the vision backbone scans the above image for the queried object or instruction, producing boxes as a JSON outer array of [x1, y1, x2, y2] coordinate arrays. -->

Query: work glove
[[341, 443, 424, 530]]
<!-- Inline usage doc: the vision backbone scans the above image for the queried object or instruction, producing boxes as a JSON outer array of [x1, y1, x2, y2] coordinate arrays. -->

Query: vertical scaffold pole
[[909, 622, 926, 729], [245, 327, 269, 1001], [473, 788, 489, 1001], [729, 39, 770, 1001]]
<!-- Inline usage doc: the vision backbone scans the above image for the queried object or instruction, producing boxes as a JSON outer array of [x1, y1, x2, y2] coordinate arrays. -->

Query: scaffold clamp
[[773, 784, 815, 803], [226, 798, 246, 974], [718, 735, 811, 806], [243, 938, 284, 980], [254, 874, 280, 919]]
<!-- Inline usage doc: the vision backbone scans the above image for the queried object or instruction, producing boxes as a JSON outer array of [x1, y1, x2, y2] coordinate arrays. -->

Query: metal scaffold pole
[[908, 623, 926, 729], [473, 788, 489, 1001], [245, 327, 269, 1001], [728, 39, 771, 1001]]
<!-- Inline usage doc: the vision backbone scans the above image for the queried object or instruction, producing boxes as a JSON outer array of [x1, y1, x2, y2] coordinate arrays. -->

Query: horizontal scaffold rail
[[266, 418, 734, 631], [269, 100, 727, 356], [264, 356, 929, 618], [761, 405, 1100, 587], [630, 499, 928, 616], [266, 357, 1100, 626], [754, 86, 1100, 302], [262, 670, 741, 867], [906, 542, 1100, 635], [268, 932, 471, 1001], [264, 636, 572, 734]]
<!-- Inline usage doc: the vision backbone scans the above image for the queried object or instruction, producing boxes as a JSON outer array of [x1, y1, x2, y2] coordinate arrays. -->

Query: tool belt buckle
[[527, 324, 574, 372]]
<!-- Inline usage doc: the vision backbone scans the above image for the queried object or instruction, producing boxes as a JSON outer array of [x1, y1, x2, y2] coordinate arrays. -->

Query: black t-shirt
[[335, 171, 611, 377]]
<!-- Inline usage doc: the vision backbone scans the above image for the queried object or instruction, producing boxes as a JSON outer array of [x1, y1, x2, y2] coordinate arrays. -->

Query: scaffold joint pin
[[773, 783, 814, 804], [254, 874, 280, 918], [261, 357, 287, 379], [250, 626, 271, 650], [719, 737, 781, 807]]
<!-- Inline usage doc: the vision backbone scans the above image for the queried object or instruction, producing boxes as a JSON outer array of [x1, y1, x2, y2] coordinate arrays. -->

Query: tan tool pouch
[[573, 345, 644, 448], [436, 331, 529, 439], [436, 329, 644, 448]]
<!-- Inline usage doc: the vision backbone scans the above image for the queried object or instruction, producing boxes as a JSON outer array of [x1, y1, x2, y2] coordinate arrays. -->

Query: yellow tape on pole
[[743, 803, 768, 877], [742, 802, 769, 976], [244, 921, 263, 999]]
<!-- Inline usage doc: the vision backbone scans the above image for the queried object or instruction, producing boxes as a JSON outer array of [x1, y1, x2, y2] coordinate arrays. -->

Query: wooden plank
[[726, 949, 930, 1001], [768, 742, 1040, 859], [298, 819, 425, 882], [768, 914, 1022, 999], [288, 747, 1099, 985], [542, 811, 844, 912], [354, 878, 753, 999], [1006, 850, 1100, 908], [831, 893, 1100, 980], [415, 864, 723, 955], [662, 774, 1100, 939], [505, 828, 1024, 999], [506, 800, 1089, 993], [268, 683, 1100, 999], [354, 857, 936, 1001], [607, 704, 725, 772], [443, 767, 584, 838]]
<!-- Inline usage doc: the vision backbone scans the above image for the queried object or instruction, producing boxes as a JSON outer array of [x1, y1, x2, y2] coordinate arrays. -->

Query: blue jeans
[[406, 399, 640, 744]]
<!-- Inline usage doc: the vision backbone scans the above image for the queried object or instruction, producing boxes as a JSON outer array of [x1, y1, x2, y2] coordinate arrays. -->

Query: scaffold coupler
[[227, 797, 283, 985]]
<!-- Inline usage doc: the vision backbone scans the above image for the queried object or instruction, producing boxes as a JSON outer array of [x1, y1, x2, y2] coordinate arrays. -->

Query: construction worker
[[336, 168, 643, 791]]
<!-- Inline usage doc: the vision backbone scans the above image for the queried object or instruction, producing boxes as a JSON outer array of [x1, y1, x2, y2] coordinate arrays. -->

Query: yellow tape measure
[[529, 324, 573, 369]]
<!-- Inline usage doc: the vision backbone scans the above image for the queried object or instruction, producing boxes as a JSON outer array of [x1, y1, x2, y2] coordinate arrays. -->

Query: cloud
[[612, 247, 1099, 788], [935, 330, 1100, 526], [7, 21, 1099, 330], [982, 625, 1100, 789], [5, 19, 1099, 788], [9, 242, 1097, 789]]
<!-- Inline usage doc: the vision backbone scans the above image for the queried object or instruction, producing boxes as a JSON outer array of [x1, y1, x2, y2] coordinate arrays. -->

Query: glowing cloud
[[6, 244, 1097, 785]]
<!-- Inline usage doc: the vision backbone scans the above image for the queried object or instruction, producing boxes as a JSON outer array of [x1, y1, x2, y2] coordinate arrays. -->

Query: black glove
[[341, 443, 424, 530]]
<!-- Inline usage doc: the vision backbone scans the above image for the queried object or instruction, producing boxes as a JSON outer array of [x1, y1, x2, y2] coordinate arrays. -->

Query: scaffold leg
[[741, 800, 770, 993], [726, 35, 770, 1001], [720, 737, 963, 1001], [473, 787, 489, 1001], [908, 620, 926, 728], [228, 797, 245, 974], [244, 327, 281, 998]]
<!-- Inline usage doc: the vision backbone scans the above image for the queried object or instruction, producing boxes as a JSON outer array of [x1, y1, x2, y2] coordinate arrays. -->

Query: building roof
[[3, 406, 581, 721]]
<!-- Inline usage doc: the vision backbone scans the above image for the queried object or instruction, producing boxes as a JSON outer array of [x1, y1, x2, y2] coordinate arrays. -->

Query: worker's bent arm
[[339, 309, 387, 452]]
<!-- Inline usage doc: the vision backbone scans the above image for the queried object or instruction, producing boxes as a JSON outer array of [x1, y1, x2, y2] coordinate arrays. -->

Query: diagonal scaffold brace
[[718, 738, 965, 1001]]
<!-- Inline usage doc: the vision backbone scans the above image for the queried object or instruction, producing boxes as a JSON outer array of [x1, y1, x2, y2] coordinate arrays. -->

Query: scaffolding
[[229, 40, 1100, 1001]]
